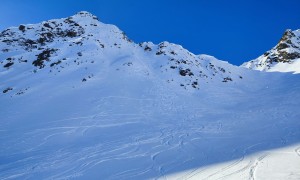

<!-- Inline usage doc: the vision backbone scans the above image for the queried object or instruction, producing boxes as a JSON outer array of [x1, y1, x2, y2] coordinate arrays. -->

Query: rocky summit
[[242, 29, 300, 73]]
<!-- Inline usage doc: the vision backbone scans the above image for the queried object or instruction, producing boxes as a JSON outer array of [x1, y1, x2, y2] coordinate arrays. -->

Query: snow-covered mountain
[[1, 12, 300, 180], [0, 11, 245, 98], [242, 29, 300, 73]]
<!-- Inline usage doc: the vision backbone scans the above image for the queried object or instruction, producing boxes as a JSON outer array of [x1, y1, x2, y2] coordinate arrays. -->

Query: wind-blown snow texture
[[1, 12, 300, 179]]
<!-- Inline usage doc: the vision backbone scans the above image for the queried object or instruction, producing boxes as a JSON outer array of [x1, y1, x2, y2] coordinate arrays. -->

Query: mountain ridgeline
[[0, 11, 247, 96], [0, 11, 299, 97], [242, 29, 300, 73], [1, 12, 300, 180]]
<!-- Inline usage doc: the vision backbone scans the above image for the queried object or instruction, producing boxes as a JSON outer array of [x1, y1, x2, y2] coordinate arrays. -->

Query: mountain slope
[[242, 29, 300, 73], [0, 11, 244, 98], [1, 12, 300, 180]]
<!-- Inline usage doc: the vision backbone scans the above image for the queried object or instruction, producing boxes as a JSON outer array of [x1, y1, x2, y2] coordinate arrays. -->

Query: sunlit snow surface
[[1, 12, 300, 179], [1, 71, 300, 180]]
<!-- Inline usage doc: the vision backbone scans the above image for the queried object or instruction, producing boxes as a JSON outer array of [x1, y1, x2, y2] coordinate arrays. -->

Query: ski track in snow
[[1, 89, 300, 179], [0, 12, 300, 179]]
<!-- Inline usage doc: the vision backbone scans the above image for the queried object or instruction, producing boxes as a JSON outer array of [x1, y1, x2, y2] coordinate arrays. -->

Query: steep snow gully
[[0, 12, 300, 179]]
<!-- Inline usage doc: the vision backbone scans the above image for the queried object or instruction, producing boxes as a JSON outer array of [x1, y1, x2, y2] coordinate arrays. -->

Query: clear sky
[[1, 0, 299, 65]]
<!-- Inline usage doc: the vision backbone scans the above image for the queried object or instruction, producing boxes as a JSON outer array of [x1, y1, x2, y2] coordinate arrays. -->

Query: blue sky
[[1, 0, 299, 65]]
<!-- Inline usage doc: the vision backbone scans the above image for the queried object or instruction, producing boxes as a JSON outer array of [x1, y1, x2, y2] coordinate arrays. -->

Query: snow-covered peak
[[2, 12, 300, 180], [242, 29, 300, 74], [70, 11, 121, 33], [0, 11, 124, 44], [70, 11, 100, 23], [0, 12, 246, 98], [73, 11, 98, 18]]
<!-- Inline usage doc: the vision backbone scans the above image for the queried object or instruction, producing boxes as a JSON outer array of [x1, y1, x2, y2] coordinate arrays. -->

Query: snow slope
[[0, 11, 244, 96], [242, 29, 300, 74], [1, 12, 300, 179]]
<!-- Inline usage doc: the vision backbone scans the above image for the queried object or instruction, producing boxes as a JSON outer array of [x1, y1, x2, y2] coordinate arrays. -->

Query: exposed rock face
[[242, 29, 300, 73]]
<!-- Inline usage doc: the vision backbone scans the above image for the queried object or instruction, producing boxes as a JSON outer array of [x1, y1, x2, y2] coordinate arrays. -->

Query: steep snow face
[[0, 11, 245, 97], [242, 29, 300, 74]]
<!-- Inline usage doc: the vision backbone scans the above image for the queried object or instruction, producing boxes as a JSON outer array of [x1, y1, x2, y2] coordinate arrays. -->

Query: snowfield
[[0, 12, 300, 179]]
